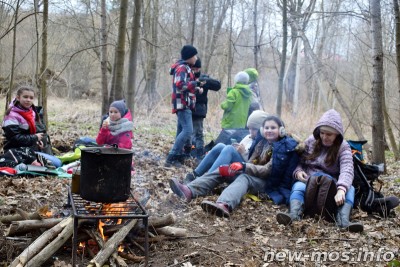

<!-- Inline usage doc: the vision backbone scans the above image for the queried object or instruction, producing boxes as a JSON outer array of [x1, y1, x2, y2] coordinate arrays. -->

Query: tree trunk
[[370, 0, 386, 165], [100, 0, 109, 115], [253, 0, 258, 69], [190, 0, 197, 45], [277, 0, 287, 116], [227, 0, 234, 86], [39, 0, 48, 128], [393, 0, 400, 153], [7, 0, 20, 109], [126, 0, 142, 116], [110, 0, 129, 102]]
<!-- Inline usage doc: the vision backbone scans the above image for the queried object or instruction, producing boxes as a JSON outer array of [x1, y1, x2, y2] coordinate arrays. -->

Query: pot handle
[[111, 144, 119, 150]]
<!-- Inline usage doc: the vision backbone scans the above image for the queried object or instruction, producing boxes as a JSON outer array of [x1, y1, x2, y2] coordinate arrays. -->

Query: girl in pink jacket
[[96, 100, 133, 150]]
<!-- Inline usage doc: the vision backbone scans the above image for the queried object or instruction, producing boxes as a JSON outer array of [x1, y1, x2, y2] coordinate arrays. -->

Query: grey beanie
[[110, 100, 127, 117], [247, 110, 269, 129], [234, 71, 250, 84]]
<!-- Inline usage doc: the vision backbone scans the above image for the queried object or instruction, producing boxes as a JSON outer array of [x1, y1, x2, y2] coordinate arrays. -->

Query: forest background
[[0, 0, 399, 166], [1, 1, 400, 266]]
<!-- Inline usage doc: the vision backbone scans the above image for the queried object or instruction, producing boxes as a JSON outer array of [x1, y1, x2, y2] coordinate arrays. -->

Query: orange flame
[[97, 203, 129, 240], [98, 220, 106, 240]]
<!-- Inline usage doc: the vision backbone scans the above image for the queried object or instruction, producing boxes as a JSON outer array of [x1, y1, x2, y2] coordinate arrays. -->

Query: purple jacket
[[294, 109, 354, 192]]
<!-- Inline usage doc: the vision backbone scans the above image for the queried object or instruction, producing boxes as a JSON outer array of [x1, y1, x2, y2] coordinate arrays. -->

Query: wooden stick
[[26, 218, 74, 266], [155, 226, 187, 238], [118, 252, 145, 263], [9, 216, 72, 267], [6, 218, 63, 236], [86, 220, 138, 267], [0, 211, 42, 224], [84, 229, 127, 267]]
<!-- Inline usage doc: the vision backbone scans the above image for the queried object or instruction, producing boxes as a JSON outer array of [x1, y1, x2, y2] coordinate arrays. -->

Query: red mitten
[[229, 162, 244, 172], [219, 165, 235, 177]]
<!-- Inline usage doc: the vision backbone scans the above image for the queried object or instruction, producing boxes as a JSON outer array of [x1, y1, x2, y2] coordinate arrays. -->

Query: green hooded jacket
[[220, 83, 252, 129]]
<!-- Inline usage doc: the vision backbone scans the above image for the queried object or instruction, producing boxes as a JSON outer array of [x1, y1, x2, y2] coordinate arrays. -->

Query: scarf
[[108, 118, 133, 136], [14, 107, 36, 134]]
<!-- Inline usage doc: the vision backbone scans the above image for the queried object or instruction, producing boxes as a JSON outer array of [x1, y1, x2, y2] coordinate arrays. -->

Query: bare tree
[[393, 0, 400, 153], [370, 0, 386, 165], [126, 0, 142, 116], [253, 0, 259, 69], [143, 0, 159, 109], [7, 0, 20, 108], [110, 0, 129, 102], [40, 0, 48, 128], [100, 0, 109, 115], [190, 0, 197, 45], [277, 0, 287, 116]]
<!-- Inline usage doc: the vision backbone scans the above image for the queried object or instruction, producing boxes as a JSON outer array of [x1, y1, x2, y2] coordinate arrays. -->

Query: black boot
[[336, 203, 363, 232], [276, 200, 304, 225], [164, 153, 182, 168]]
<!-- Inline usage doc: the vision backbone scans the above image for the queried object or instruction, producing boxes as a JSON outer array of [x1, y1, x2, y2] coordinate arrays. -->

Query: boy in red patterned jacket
[[165, 45, 204, 167]]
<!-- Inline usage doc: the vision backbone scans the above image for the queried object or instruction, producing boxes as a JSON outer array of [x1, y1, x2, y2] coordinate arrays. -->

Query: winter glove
[[229, 162, 245, 172]]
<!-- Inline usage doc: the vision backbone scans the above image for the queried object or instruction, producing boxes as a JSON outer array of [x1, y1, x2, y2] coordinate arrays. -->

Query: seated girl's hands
[[334, 189, 346, 206], [234, 143, 245, 154], [102, 118, 110, 128], [296, 171, 308, 183]]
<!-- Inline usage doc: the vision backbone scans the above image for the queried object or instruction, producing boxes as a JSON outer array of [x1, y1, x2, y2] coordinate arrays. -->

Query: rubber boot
[[164, 153, 182, 168], [336, 202, 363, 233], [276, 200, 304, 225]]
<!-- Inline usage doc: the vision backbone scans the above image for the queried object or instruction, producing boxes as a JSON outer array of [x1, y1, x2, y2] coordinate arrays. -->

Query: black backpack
[[348, 140, 399, 217]]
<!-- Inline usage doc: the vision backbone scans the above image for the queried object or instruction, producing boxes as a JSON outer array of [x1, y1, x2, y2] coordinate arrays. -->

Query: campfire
[[3, 187, 187, 266]]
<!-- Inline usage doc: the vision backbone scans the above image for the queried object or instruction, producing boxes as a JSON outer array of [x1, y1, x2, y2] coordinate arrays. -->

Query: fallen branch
[[155, 226, 187, 238], [9, 216, 72, 267], [118, 251, 145, 263], [6, 218, 63, 236], [0, 211, 42, 224], [87, 219, 138, 267], [26, 217, 74, 266]]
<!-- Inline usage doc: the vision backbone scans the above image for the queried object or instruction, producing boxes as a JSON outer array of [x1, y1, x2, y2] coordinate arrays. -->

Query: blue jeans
[[290, 181, 355, 206], [170, 109, 193, 155], [195, 143, 244, 176], [192, 117, 204, 151]]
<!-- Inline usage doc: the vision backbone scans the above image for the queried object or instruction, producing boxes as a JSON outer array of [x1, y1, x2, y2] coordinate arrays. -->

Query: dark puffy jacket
[[192, 74, 221, 118]]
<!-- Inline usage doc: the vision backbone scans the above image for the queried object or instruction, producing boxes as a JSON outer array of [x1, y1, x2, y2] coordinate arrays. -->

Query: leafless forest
[[1, 1, 400, 266], [1, 0, 400, 163]]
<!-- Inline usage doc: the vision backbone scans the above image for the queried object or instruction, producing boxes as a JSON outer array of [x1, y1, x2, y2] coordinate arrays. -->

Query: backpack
[[348, 140, 399, 217], [304, 174, 338, 222]]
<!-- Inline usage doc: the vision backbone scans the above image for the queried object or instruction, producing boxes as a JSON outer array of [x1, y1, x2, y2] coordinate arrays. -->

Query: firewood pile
[[2, 208, 186, 266]]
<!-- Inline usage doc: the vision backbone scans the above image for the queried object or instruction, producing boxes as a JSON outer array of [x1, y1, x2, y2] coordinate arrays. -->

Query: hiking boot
[[183, 171, 199, 184], [276, 199, 303, 225], [201, 200, 230, 218], [169, 178, 192, 202], [336, 202, 363, 233], [372, 196, 399, 217], [165, 154, 182, 168]]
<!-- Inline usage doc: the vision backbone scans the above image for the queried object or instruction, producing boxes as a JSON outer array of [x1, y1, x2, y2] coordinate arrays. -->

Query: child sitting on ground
[[96, 100, 134, 150]]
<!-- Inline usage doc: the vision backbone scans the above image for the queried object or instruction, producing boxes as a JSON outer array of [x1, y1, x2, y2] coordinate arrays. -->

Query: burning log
[[9, 216, 73, 267], [6, 218, 63, 236], [87, 219, 138, 267], [84, 229, 128, 267], [155, 226, 187, 238]]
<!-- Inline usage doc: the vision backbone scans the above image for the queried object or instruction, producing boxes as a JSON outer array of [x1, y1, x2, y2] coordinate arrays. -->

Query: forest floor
[[0, 97, 400, 267]]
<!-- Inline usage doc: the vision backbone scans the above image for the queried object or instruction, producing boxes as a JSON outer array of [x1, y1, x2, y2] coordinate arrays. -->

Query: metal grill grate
[[70, 191, 147, 219]]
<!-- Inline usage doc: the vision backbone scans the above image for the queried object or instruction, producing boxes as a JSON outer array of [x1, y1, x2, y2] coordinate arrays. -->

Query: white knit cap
[[234, 71, 250, 84], [247, 110, 269, 129]]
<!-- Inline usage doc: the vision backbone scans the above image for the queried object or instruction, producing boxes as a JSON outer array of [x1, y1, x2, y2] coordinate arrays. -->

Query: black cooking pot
[[79, 146, 133, 203]]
